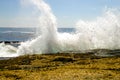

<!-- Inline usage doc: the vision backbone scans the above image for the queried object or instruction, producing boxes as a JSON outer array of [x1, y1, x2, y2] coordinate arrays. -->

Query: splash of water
[[0, 43, 18, 57], [17, 0, 58, 55], [17, 7, 120, 55], [76, 9, 120, 49], [0, 0, 120, 57]]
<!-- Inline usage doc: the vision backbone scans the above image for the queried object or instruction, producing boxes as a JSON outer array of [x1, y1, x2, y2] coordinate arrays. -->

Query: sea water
[[0, 0, 120, 57], [0, 27, 74, 42]]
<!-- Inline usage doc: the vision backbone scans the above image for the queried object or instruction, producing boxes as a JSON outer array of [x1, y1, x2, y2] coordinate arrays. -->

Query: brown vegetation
[[0, 53, 120, 80]]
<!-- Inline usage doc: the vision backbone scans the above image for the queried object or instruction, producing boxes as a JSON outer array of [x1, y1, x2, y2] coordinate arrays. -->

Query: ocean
[[0, 27, 75, 42], [0, 0, 120, 57]]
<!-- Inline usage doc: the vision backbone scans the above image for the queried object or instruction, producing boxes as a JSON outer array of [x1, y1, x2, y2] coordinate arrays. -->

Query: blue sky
[[0, 0, 120, 27]]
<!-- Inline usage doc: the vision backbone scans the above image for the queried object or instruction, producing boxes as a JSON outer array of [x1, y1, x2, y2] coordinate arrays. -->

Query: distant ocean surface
[[0, 27, 75, 41]]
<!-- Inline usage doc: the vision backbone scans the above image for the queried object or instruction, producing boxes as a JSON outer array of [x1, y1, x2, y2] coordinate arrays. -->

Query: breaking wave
[[0, 0, 120, 57]]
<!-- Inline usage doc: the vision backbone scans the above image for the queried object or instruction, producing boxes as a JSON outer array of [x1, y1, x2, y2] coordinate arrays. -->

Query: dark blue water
[[0, 27, 36, 41], [0, 27, 75, 41]]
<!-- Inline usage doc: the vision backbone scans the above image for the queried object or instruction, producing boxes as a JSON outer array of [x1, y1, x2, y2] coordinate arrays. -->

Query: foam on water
[[0, 0, 120, 57], [0, 43, 18, 57]]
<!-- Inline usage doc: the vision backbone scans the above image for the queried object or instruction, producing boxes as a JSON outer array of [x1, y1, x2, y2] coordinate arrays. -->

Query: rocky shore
[[0, 50, 120, 80]]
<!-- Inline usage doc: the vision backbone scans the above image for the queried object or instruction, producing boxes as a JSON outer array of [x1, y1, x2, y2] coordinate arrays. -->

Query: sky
[[0, 0, 120, 28]]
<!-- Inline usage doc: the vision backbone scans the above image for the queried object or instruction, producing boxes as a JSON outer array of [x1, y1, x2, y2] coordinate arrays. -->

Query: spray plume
[[0, 0, 120, 57], [17, 0, 58, 55]]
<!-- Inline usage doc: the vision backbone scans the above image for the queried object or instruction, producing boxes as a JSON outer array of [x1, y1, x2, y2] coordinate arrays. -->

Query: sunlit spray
[[17, 0, 58, 55], [0, 0, 120, 57]]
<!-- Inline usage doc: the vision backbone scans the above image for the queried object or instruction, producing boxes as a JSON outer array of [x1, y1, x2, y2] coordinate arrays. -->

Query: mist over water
[[17, 0, 58, 55], [76, 9, 120, 50], [0, 0, 120, 57]]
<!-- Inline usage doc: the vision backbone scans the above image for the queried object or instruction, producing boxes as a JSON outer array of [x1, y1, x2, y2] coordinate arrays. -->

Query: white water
[[0, 0, 120, 57], [0, 43, 17, 57]]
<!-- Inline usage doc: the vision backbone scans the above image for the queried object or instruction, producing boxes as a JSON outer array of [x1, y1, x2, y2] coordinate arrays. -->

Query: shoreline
[[0, 48, 120, 60], [0, 53, 120, 80]]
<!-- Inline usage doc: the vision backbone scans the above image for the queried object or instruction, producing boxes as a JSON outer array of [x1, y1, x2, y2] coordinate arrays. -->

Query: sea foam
[[0, 0, 120, 57]]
